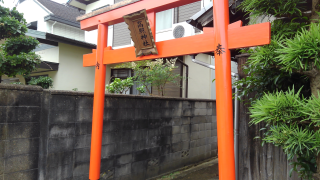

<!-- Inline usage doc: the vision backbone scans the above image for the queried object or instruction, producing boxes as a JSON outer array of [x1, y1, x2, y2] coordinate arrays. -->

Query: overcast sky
[[2, 0, 68, 8]]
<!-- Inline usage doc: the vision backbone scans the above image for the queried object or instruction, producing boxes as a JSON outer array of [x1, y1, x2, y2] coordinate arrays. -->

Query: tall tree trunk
[[0, 76, 2, 83], [310, 0, 320, 177], [310, 72, 320, 98], [311, 71, 320, 179], [311, 0, 320, 23]]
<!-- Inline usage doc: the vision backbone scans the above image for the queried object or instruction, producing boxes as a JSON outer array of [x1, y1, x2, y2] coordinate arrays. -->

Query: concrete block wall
[[0, 84, 217, 180], [0, 85, 42, 180]]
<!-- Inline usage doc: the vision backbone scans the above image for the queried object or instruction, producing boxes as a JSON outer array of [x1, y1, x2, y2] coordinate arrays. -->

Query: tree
[[114, 58, 183, 96], [0, 2, 41, 83], [238, 0, 320, 178]]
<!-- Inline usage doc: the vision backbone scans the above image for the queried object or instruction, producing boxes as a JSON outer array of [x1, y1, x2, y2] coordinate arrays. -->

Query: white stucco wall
[[36, 46, 59, 63], [47, 21, 85, 41], [185, 54, 212, 99], [184, 54, 238, 100], [44, 43, 95, 91], [16, 0, 50, 32]]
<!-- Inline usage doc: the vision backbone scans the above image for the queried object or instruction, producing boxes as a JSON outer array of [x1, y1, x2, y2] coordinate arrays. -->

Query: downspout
[[51, 21, 57, 34], [176, 59, 189, 98], [190, 55, 239, 180]]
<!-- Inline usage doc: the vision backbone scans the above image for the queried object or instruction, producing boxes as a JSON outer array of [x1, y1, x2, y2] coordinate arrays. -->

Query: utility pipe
[[51, 21, 57, 34], [176, 59, 189, 98], [190, 55, 239, 180]]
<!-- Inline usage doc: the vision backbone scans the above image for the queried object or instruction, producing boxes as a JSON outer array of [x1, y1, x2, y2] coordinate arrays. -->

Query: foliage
[[114, 58, 183, 96], [2, 36, 39, 55], [301, 93, 320, 126], [0, 4, 41, 80], [239, 0, 320, 178], [249, 88, 305, 125], [28, 76, 53, 89], [250, 88, 320, 179], [11, 82, 23, 85], [136, 85, 146, 94], [234, 21, 311, 101], [240, 0, 307, 21], [105, 77, 134, 94], [277, 23, 320, 73], [0, 6, 28, 40]]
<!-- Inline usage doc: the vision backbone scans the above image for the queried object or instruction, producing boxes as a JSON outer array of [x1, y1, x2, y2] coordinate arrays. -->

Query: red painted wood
[[213, 0, 235, 179], [82, 22, 271, 66], [89, 24, 108, 180]]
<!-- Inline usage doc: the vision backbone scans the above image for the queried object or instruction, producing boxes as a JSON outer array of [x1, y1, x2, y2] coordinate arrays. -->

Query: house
[[1, 0, 98, 92], [68, 0, 240, 99]]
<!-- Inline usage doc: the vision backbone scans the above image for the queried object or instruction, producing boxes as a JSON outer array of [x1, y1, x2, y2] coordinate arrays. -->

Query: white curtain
[[156, 9, 173, 31]]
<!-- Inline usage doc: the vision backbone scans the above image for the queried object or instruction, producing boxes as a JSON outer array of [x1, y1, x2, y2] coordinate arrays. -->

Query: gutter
[[190, 55, 239, 180], [51, 21, 57, 34], [176, 59, 189, 98]]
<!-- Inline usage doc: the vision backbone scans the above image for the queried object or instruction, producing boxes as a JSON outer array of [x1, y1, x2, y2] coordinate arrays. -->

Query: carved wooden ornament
[[123, 9, 158, 57]]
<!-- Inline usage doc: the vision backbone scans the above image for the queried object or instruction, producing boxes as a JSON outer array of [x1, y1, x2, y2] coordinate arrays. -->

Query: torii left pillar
[[89, 23, 108, 180]]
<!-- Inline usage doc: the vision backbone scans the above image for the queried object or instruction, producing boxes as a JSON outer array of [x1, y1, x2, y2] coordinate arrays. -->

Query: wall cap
[[0, 84, 43, 91], [45, 90, 216, 102]]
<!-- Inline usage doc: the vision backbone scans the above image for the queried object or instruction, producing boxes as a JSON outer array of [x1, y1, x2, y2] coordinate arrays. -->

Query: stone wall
[[0, 84, 217, 180], [0, 85, 42, 180]]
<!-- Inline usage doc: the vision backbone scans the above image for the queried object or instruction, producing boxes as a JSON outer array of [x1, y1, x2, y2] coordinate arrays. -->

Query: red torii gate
[[77, 0, 271, 179]]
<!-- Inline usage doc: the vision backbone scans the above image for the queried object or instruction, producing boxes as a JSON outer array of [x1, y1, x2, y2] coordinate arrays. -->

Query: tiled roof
[[37, 0, 85, 23]]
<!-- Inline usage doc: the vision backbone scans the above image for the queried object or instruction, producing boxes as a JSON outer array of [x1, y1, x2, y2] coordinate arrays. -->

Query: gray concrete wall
[[0, 84, 217, 180], [0, 85, 42, 180]]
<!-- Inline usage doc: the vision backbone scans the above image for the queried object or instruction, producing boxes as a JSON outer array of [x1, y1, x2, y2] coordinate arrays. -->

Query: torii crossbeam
[[77, 0, 271, 180]]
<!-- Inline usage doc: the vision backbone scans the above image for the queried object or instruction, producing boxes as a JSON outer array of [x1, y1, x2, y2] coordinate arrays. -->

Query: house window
[[156, 9, 173, 31]]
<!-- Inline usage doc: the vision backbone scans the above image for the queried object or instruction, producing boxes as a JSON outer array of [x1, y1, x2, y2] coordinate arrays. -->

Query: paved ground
[[153, 158, 219, 180]]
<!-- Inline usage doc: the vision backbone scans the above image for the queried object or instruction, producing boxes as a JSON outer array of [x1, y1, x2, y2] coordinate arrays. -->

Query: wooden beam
[[228, 22, 271, 49], [82, 22, 271, 66], [79, 0, 201, 31]]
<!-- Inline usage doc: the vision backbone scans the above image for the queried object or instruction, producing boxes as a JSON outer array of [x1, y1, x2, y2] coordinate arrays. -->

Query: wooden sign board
[[123, 9, 158, 57]]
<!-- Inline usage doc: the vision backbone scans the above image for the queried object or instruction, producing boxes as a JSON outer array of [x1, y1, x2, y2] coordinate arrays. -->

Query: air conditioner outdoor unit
[[172, 22, 195, 39]]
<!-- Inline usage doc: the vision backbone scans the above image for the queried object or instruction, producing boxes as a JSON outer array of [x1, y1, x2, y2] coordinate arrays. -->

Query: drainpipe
[[176, 59, 189, 98], [51, 21, 57, 34], [190, 55, 239, 180]]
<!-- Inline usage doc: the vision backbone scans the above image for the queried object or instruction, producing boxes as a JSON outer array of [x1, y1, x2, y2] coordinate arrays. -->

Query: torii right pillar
[[212, 0, 269, 179]]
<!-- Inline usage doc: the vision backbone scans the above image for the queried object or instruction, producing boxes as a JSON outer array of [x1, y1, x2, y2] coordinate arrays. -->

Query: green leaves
[[240, 0, 307, 22], [0, 4, 41, 79], [27, 76, 53, 89], [2, 36, 39, 56], [0, 52, 41, 77], [263, 124, 319, 179], [136, 85, 146, 94], [249, 88, 320, 179], [105, 77, 134, 94], [0, 6, 27, 40], [250, 87, 306, 125], [277, 23, 320, 73], [113, 58, 184, 96], [301, 93, 320, 126]]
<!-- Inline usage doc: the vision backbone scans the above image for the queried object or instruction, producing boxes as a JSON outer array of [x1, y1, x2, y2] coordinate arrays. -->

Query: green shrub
[[250, 88, 320, 179], [106, 77, 134, 94], [28, 76, 53, 89]]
